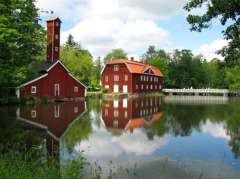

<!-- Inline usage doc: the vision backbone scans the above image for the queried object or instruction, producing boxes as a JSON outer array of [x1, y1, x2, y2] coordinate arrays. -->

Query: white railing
[[162, 89, 229, 94]]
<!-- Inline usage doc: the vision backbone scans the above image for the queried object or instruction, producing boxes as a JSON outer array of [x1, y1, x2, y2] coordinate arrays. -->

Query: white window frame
[[114, 65, 119, 71], [74, 87, 78, 92], [114, 110, 119, 117], [31, 110, 36, 118], [31, 86, 36, 93], [146, 85, 148, 89], [140, 75, 143, 81], [55, 105, 59, 117], [159, 85, 161, 89], [114, 75, 119, 81], [55, 47, 58, 51], [105, 109, 108, 116], [141, 84, 143, 89], [151, 77, 153, 81], [151, 85, 153, 89], [136, 84, 138, 89], [55, 34, 58, 39], [74, 107, 78, 113], [113, 120, 118, 127], [56, 22, 59, 26], [105, 76, 108, 82], [55, 84, 59, 96], [125, 75, 128, 81]]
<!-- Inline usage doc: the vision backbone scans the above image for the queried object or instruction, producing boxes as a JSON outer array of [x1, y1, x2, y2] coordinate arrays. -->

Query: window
[[140, 75, 143, 81], [155, 85, 157, 89], [113, 120, 118, 127], [151, 85, 153, 89], [124, 111, 128, 118], [31, 86, 36, 93], [136, 84, 138, 89], [114, 110, 119, 117], [105, 85, 109, 88], [31, 110, 36, 118], [151, 77, 153, 81], [56, 22, 59, 26], [146, 76, 148, 81], [105, 109, 108, 116], [55, 35, 58, 39], [159, 85, 161, 89], [55, 84, 59, 96], [114, 75, 119, 81], [146, 85, 148, 89], [74, 87, 78, 92], [114, 65, 119, 71], [144, 76, 146, 81], [125, 75, 128, 81], [141, 85, 143, 89], [55, 105, 59, 117], [55, 47, 58, 51], [74, 107, 78, 113], [105, 76, 108, 82]]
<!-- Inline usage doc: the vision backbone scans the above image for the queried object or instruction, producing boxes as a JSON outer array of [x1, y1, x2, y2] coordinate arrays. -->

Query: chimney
[[130, 57, 134, 61], [46, 17, 62, 62]]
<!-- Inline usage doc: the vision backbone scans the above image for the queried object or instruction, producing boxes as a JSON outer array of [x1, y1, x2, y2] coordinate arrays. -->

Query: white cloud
[[61, 18, 171, 57], [193, 39, 228, 61], [201, 120, 230, 140], [77, 128, 169, 157]]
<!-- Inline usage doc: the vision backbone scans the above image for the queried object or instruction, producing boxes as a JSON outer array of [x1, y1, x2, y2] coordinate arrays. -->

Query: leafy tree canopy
[[103, 48, 128, 63], [0, 0, 47, 86], [184, 0, 240, 66]]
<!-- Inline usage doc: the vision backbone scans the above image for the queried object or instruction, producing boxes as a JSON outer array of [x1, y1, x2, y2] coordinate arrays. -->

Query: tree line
[[1, 0, 240, 103]]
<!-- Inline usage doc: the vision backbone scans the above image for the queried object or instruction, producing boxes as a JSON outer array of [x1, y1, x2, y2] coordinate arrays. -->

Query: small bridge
[[162, 89, 231, 97]]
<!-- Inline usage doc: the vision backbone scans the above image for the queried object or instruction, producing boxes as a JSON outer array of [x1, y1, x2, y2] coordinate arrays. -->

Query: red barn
[[101, 57, 163, 93], [16, 17, 87, 100]]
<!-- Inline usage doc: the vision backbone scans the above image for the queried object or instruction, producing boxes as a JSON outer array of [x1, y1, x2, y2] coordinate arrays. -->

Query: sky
[[35, 0, 229, 62]]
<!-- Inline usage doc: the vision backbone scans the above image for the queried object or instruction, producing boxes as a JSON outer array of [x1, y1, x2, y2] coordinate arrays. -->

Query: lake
[[1, 96, 240, 178]]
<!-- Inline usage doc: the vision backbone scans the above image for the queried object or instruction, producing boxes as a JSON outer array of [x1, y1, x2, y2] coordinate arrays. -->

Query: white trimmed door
[[114, 85, 119, 93], [123, 85, 128, 93]]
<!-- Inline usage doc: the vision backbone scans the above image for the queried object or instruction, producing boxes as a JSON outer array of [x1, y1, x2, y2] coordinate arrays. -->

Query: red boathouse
[[16, 17, 87, 100]]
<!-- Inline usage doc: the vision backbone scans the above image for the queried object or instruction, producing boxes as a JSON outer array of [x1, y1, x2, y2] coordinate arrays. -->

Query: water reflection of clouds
[[202, 120, 230, 140], [76, 127, 169, 157]]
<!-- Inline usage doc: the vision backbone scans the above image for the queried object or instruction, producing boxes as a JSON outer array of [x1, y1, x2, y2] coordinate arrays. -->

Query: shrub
[[41, 95, 49, 104], [102, 87, 110, 94]]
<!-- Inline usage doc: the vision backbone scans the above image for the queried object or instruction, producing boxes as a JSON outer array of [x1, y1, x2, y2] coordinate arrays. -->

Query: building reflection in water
[[101, 97, 162, 133], [15, 101, 87, 157]]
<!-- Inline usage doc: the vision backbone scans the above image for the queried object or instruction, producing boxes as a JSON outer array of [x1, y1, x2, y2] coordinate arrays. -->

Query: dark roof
[[36, 60, 58, 72], [16, 61, 58, 87]]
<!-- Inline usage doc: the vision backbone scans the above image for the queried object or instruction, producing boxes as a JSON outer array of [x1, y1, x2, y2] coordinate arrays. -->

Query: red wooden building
[[101, 58, 163, 93], [16, 17, 87, 100], [101, 97, 163, 133]]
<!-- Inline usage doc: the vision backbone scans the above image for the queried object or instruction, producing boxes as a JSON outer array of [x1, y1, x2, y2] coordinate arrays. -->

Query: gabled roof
[[46, 17, 62, 22], [101, 59, 163, 77], [18, 60, 87, 88]]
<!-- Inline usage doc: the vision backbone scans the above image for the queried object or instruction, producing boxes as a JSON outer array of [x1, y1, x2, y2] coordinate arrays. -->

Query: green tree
[[61, 46, 93, 86], [0, 0, 47, 101], [90, 56, 102, 89], [65, 34, 78, 48], [225, 59, 240, 90], [103, 48, 128, 63], [184, 0, 240, 66], [151, 58, 169, 86]]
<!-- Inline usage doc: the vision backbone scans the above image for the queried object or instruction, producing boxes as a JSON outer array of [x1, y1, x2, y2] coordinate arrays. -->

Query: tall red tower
[[46, 17, 62, 62]]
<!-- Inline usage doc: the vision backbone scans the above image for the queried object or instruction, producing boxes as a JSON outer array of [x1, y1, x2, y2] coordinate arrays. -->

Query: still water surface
[[1, 96, 240, 178]]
